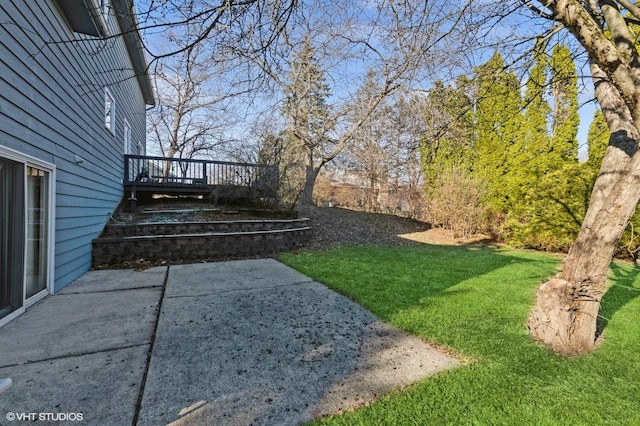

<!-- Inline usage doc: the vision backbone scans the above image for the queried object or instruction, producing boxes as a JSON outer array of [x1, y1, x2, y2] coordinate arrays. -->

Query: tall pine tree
[[518, 43, 552, 190], [550, 44, 580, 162], [420, 77, 483, 235], [421, 77, 474, 187], [586, 108, 609, 168], [421, 46, 584, 250], [472, 52, 523, 212], [509, 44, 552, 245], [511, 43, 583, 250], [281, 37, 334, 205]]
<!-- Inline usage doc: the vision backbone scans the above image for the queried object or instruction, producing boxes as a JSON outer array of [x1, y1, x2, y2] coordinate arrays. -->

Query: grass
[[280, 244, 640, 425]]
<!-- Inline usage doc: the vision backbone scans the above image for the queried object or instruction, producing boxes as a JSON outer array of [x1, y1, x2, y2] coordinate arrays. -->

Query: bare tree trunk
[[162, 146, 177, 177], [528, 62, 640, 355], [528, 178, 640, 354], [300, 153, 320, 206]]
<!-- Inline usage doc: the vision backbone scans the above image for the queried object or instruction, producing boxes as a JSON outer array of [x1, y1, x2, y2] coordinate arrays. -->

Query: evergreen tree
[[421, 76, 484, 235], [282, 37, 332, 148], [519, 43, 552, 187], [419, 48, 586, 252], [523, 45, 551, 151], [511, 44, 584, 250], [512, 162, 592, 250], [257, 131, 306, 208], [472, 52, 523, 212], [586, 108, 609, 168], [549, 44, 580, 161], [509, 45, 552, 244], [281, 37, 334, 205], [420, 77, 474, 187]]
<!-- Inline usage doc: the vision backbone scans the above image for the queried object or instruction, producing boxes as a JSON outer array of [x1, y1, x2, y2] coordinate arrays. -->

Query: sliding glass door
[[0, 151, 53, 324], [0, 157, 25, 320]]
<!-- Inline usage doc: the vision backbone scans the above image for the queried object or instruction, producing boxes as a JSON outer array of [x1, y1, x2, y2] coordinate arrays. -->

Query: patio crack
[[131, 265, 169, 426], [0, 343, 151, 369]]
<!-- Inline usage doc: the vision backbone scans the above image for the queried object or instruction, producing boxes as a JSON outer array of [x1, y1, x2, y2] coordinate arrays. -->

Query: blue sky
[[137, 0, 599, 161]]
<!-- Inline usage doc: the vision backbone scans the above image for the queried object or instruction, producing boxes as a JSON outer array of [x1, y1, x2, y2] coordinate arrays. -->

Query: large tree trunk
[[528, 184, 640, 354], [299, 152, 321, 206], [528, 62, 640, 355]]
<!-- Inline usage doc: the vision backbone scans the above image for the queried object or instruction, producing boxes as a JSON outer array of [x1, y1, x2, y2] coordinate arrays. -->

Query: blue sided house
[[0, 0, 154, 326]]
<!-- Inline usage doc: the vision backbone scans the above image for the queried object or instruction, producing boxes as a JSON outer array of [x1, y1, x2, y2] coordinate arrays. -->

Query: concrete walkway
[[0, 259, 457, 425]]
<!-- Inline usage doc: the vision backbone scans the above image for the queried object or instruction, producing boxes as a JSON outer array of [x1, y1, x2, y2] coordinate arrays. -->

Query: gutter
[[112, 0, 155, 106]]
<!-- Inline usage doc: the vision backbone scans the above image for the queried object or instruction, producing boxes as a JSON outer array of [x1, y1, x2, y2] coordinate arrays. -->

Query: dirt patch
[[299, 206, 492, 250], [398, 227, 494, 246]]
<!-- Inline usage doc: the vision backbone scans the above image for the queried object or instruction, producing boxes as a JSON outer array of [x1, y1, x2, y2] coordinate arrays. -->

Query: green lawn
[[280, 244, 640, 425]]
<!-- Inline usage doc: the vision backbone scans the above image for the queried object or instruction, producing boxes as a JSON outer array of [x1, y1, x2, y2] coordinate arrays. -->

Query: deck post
[[124, 155, 130, 182], [202, 162, 207, 185]]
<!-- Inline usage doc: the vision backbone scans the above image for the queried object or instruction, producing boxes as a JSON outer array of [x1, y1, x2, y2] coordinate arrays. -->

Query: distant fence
[[124, 155, 279, 199]]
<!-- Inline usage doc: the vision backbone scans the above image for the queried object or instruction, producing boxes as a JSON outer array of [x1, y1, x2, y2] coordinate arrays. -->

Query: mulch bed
[[297, 206, 431, 250]]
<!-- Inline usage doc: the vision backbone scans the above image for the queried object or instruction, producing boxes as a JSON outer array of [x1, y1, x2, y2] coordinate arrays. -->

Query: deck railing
[[124, 155, 279, 199]]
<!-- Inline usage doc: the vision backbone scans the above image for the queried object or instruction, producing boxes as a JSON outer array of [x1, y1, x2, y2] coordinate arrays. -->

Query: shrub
[[425, 168, 488, 238]]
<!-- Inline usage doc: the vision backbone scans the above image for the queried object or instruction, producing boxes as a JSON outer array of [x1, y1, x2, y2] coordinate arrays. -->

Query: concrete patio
[[0, 259, 457, 425]]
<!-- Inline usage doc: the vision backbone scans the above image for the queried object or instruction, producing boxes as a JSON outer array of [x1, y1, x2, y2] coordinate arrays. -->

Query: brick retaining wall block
[[92, 225, 312, 266], [102, 218, 310, 238]]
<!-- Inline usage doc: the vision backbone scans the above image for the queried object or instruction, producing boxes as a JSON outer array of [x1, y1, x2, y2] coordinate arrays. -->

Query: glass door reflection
[[25, 166, 48, 300]]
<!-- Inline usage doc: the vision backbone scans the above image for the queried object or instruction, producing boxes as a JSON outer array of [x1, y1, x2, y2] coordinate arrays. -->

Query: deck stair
[[92, 205, 311, 266]]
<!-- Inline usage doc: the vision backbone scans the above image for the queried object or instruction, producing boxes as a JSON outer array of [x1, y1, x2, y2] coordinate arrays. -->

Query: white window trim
[[105, 87, 115, 135], [101, 0, 109, 17], [0, 308, 23, 329], [24, 165, 55, 308], [0, 145, 56, 327], [123, 118, 131, 154]]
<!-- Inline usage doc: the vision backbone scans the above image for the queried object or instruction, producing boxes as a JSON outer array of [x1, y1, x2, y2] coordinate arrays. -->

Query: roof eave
[[112, 0, 155, 106]]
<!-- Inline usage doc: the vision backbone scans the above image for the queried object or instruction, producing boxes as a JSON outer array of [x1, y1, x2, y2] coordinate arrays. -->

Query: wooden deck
[[124, 155, 278, 209]]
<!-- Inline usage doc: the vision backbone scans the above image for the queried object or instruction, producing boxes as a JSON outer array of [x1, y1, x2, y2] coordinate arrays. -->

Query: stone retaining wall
[[102, 218, 309, 237], [92, 220, 311, 266]]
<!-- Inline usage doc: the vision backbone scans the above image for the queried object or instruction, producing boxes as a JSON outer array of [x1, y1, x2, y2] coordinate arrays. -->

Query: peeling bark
[[528, 278, 599, 354]]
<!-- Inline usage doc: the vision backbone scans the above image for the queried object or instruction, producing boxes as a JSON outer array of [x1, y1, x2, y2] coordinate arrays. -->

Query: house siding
[[0, 0, 150, 291]]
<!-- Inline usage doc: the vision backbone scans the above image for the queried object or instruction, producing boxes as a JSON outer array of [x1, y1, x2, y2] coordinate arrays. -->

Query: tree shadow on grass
[[288, 243, 550, 322], [283, 243, 570, 369], [597, 262, 640, 338]]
